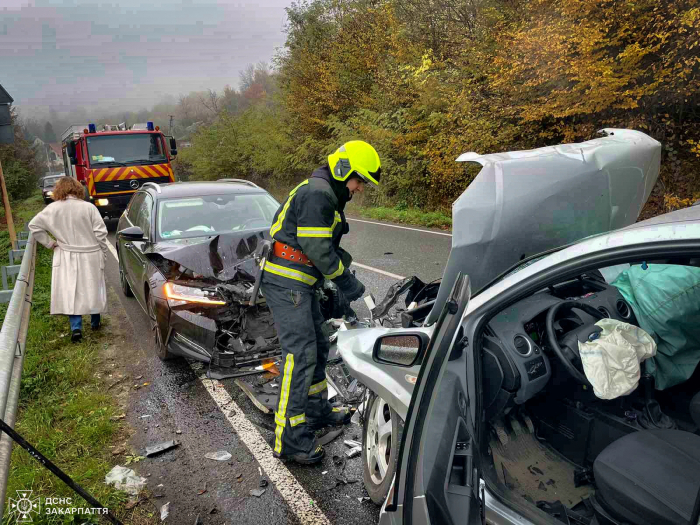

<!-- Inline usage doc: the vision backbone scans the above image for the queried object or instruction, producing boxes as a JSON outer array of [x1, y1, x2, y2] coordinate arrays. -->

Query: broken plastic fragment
[[105, 465, 147, 496], [145, 440, 180, 457], [205, 451, 232, 461], [161, 502, 170, 521], [250, 488, 266, 498]]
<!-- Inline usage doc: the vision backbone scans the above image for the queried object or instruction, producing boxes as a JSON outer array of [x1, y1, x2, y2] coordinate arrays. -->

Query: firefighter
[[260, 140, 381, 464]]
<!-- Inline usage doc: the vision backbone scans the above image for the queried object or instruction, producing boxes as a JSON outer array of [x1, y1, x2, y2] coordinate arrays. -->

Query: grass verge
[[0, 193, 155, 524], [346, 204, 452, 230]]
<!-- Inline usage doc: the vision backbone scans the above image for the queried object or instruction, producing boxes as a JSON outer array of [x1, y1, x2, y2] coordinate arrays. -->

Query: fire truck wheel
[[118, 253, 133, 297], [148, 293, 174, 361]]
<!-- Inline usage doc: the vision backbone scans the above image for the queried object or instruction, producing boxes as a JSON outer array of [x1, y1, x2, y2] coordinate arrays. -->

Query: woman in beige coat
[[29, 177, 109, 342]]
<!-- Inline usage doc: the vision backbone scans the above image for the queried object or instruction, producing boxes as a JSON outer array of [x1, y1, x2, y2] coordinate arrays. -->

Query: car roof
[[143, 181, 271, 199]]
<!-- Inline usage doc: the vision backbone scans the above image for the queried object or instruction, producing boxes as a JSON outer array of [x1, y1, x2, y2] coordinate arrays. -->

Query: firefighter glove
[[334, 269, 365, 303]]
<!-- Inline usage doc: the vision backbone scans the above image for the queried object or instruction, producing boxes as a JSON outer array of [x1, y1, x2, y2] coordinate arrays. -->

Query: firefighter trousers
[[261, 281, 333, 456]]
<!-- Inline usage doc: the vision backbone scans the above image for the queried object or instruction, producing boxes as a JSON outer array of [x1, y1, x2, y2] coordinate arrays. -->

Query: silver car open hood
[[427, 128, 661, 324]]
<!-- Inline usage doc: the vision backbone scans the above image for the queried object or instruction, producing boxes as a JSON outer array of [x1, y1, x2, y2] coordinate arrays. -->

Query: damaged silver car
[[337, 129, 676, 518]]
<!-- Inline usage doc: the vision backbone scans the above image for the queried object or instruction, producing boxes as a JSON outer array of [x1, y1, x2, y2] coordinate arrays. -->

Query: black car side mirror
[[169, 137, 177, 156], [373, 332, 430, 367], [119, 226, 145, 240]]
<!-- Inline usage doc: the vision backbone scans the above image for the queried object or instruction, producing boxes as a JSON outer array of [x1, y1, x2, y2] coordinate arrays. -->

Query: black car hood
[[144, 230, 268, 282]]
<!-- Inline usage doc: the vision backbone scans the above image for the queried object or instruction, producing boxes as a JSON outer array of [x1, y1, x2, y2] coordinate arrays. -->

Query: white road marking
[[196, 365, 332, 525], [107, 241, 119, 260], [347, 217, 452, 237], [351, 262, 405, 280], [105, 246, 332, 525]]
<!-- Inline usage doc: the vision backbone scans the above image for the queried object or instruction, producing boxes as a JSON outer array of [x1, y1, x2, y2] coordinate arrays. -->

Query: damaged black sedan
[[116, 180, 283, 371]]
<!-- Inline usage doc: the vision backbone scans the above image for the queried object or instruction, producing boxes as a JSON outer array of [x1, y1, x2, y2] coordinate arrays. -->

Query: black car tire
[[117, 249, 134, 297], [362, 392, 402, 505], [148, 292, 175, 361]]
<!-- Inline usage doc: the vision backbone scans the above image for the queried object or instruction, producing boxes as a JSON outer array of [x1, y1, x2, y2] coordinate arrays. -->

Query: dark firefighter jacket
[[262, 166, 353, 291]]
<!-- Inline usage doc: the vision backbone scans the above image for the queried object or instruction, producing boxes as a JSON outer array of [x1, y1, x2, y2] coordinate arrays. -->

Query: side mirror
[[118, 226, 144, 240], [169, 137, 177, 156], [373, 332, 430, 367]]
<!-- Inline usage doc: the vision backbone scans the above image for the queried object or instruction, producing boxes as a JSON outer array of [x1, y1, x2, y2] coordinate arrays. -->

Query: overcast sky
[[1, 0, 292, 117]]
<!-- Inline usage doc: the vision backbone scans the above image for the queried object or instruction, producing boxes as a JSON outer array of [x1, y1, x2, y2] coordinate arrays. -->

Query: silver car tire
[[362, 392, 402, 505]]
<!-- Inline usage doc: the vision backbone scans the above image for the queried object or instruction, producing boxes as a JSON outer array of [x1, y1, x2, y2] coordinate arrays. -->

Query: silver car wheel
[[366, 395, 393, 485]]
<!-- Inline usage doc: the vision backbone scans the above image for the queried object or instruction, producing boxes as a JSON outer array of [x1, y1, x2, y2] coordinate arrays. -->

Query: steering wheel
[[545, 300, 606, 385], [240, 217, 268, 229]]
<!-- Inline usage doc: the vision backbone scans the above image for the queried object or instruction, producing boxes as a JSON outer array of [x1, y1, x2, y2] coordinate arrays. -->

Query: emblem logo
[[9, 490, 40, 522], [129, 179, 140, 189]]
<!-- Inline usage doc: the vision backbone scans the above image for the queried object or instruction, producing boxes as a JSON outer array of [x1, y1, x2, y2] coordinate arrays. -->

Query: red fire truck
[[61, 122, 177, 219]]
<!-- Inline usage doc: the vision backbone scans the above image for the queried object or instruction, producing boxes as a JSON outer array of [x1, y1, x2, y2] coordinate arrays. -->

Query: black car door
[[390, 273, 482, 525], [128, 193, 154, 310]]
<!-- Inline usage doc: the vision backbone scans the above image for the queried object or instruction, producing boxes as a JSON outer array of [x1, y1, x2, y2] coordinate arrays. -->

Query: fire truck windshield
[[86, 134, 166, 166]]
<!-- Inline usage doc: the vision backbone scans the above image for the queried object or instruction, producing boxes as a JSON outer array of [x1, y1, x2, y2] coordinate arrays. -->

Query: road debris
[[318, 428, 343, 446], [125, 497, 146, 510], [234, 379, 272, 413], [344, 440, 361, 448], [109, 413, 126, 421], [160, 502, 170, 521], [105, 465, 147, 496], [145, 440, 180, 457], [140, 414, 152, 419], [345, 446, 361, 458], [358, 497, 370, 503], [250, 488, 266, 498], [175, 429, 182, 435], [259, 478, 268, 488], [193, 514, 202, 525], [205, 450, 232, 461], [197, 482, 208, 495], [322, 471, 328, 475]]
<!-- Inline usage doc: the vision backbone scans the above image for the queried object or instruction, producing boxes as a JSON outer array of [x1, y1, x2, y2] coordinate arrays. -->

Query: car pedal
[[522, 414, 535, 434], [492, 419, 509, 446], [509, 415, 523, 437]]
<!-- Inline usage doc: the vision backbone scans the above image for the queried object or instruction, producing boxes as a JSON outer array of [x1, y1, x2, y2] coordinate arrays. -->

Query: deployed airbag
[[613, 264, 700, 390], [578, 319, 656, 400]]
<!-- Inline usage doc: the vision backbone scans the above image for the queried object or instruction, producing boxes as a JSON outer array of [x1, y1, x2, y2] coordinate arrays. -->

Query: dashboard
[[481, 274, 636, 421]]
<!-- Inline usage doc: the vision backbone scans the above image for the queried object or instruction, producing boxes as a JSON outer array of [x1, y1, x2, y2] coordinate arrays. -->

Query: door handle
[[124, 242, 133, 249]]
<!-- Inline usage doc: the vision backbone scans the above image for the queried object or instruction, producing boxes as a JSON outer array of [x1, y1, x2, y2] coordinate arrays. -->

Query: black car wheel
[[117, 248, 133, 297], [362, 392, 402, 505], [148, 292, 174, 361]]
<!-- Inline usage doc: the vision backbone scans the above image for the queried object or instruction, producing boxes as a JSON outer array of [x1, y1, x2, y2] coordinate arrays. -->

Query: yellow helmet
[[328, 140, 381, 186]]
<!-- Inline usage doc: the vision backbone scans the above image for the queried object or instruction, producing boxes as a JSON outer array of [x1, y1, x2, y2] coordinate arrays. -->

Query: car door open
[[388, 273, 481, 525]]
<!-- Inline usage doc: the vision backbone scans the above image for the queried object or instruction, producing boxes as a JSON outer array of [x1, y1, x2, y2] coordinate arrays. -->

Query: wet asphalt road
[[105, 217, 452, 524]]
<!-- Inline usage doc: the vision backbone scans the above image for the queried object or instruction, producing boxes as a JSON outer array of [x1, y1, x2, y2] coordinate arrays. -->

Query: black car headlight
[[164, 282, 226, 307]]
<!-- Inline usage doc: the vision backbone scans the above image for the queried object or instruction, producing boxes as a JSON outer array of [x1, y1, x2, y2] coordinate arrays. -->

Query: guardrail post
[[0, 234, 36, 518]]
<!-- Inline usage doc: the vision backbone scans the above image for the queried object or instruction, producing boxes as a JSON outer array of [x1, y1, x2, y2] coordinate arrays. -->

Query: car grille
[[94, 176, 171, 193]]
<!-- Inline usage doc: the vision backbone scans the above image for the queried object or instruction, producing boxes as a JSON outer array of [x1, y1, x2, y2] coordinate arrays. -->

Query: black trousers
[[261, 281, 333, 455]]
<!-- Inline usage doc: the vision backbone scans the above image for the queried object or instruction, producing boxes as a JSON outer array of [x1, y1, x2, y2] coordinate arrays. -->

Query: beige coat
[[28, 197, 109, 315]]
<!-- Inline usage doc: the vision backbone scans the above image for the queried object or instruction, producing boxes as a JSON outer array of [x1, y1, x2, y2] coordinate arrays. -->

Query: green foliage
[[0, 108, 43, 201], [183, 0, 700, 216]]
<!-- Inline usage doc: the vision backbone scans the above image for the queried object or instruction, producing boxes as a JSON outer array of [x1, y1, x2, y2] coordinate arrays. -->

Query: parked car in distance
[[41, 175, 63, 204], [115, 180, 283, 370]]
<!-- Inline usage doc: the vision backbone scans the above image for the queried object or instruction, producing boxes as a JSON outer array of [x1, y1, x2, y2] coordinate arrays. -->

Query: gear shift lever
[[640, 374, 676, 429]]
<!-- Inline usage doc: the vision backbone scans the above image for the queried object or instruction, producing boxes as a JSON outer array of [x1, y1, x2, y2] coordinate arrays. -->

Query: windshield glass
[[86, 134, 166, 166], [157, 193, 279, 240], [43, 177, 62, 188]]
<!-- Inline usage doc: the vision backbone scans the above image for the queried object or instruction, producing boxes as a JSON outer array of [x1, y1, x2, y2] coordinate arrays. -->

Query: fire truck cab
[[61, 122, 177, 219]]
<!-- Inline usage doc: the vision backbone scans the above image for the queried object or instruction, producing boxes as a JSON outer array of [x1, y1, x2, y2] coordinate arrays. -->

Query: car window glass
[[135, 195, 153, 239], [127, 193, 146, 224], [157, 193, 279, 239]]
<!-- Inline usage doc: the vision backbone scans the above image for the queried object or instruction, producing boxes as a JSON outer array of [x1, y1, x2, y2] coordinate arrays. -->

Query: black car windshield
[[157, 193, 279, 240], [43, 177, 62, 188], [86, 134, 166, 166]]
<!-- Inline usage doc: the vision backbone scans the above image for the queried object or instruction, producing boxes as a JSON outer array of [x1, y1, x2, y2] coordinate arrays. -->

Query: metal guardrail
[[0, 232, 37, 518]]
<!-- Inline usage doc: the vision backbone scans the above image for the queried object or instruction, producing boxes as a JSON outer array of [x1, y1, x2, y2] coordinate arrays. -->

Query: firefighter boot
[[273, 439, 325, 465], [306, 406, 353, 430]]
